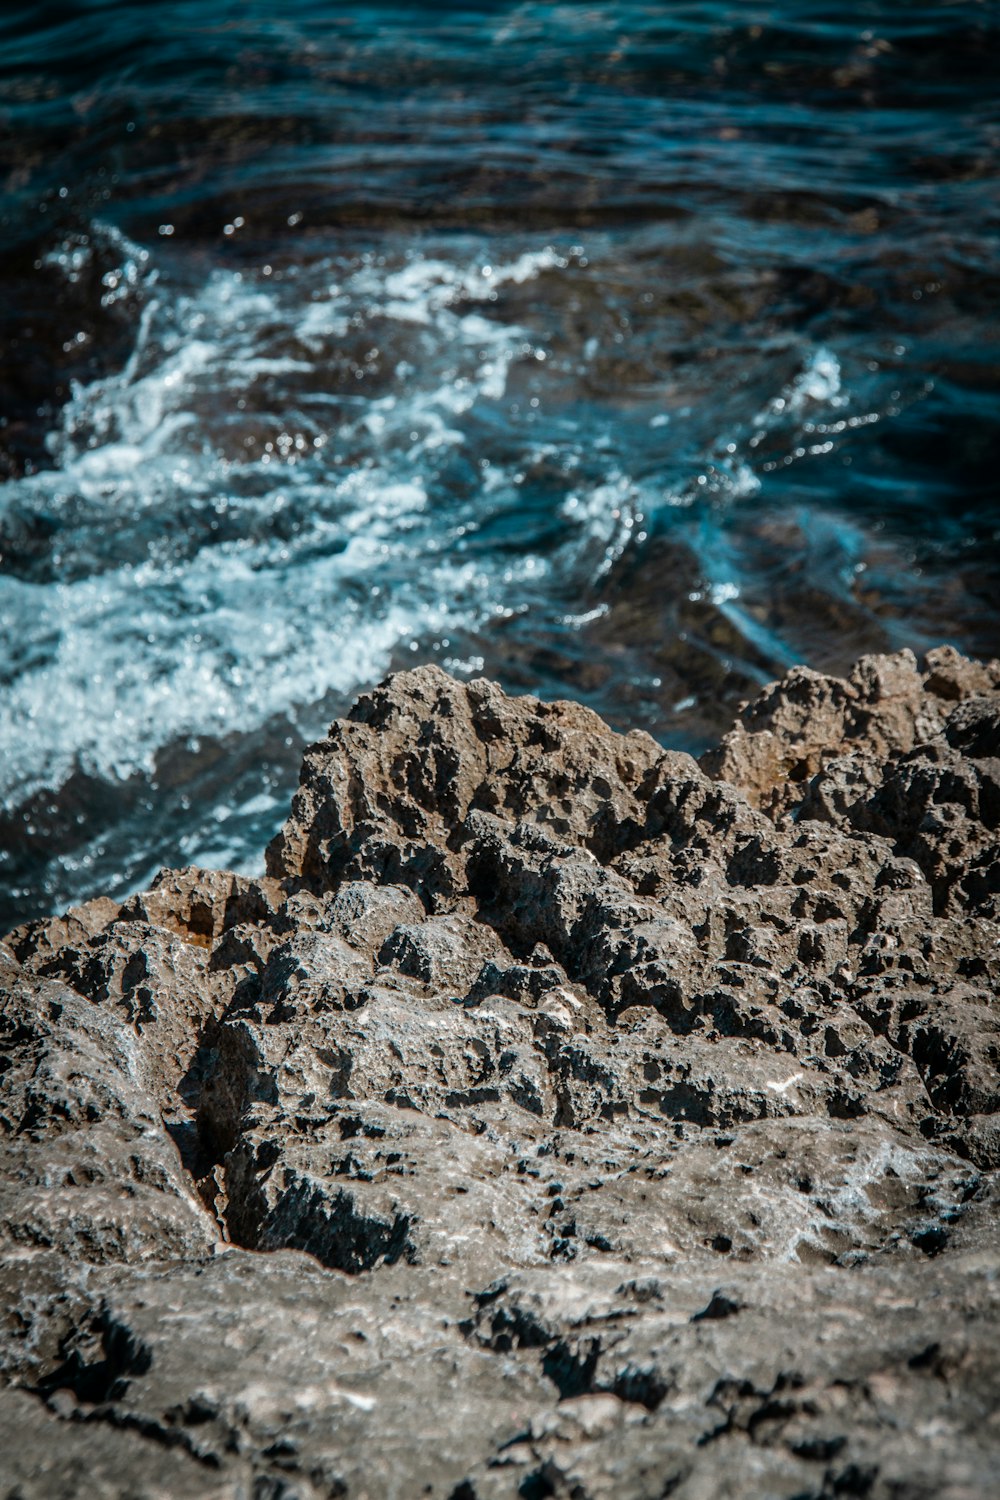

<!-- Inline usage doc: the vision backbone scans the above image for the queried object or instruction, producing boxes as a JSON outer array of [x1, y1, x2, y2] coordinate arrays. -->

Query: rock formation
[[1, 646, 999, 1499]]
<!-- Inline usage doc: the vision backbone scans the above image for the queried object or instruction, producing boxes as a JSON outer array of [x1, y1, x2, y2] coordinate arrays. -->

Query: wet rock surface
[[2, 651, 999, 1499]]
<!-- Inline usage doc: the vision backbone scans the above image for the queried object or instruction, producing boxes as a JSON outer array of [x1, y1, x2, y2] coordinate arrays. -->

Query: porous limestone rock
[[2, 650, 999, 1499]]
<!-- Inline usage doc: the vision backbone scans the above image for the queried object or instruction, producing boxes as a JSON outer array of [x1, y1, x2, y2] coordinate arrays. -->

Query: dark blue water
[[1, 2, 998, 927]]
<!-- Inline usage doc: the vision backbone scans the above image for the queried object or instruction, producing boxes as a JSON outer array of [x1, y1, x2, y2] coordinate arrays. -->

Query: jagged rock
[[0, 950, 217, 1266], [2, 649, 999, 1498]]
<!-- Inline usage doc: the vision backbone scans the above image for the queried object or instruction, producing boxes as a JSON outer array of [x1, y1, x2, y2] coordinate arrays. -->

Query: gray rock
[[2, 650, 999, 1497]]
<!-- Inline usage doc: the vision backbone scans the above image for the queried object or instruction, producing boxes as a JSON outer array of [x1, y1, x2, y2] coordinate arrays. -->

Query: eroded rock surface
[[2, 651, 999, 1498]]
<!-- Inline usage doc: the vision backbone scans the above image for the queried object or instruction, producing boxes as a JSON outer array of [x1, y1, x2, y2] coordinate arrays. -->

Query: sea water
[[0, 1, 998, 925]]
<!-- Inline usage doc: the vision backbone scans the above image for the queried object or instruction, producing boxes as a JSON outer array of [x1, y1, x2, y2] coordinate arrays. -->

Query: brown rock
[[2, 649, 999, 1498]]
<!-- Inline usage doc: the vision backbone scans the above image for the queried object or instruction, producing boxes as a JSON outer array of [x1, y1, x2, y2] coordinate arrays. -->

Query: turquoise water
[[1, 2, 998, 925]]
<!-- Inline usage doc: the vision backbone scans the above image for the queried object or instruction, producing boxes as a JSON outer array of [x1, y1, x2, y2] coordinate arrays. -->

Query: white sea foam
[[0, 232, 852, 826], [753, 345, 843, 429], [378, 245, 565, 317], [561, 473, 642, 575], [0, 238, 586, 813]]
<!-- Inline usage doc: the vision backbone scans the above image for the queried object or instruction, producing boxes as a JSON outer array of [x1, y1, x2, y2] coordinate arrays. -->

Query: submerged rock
[[2, 650, 999, 1498]]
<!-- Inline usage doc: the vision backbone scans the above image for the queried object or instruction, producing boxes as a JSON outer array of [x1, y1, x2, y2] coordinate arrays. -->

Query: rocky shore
[[2, 647, 999, 1499]]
